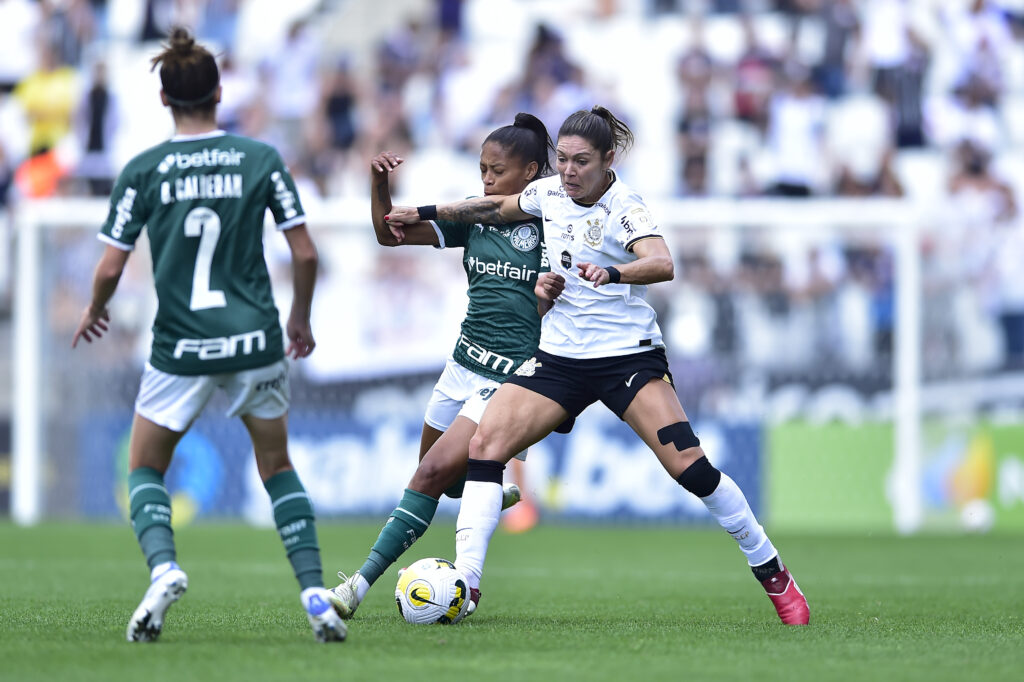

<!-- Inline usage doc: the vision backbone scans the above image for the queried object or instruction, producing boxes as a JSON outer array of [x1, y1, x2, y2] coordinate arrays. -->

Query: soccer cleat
[[327, 571, 361, 619], [303, 587, 347, 642], [126, 562, 188, 642], [762, 566, 810, 625], [501, 484, 521, 511], [464, 587, 482, 618]]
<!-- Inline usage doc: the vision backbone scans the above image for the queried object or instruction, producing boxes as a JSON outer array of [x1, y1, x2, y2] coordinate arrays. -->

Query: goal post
[[9, 196, 931, 531]]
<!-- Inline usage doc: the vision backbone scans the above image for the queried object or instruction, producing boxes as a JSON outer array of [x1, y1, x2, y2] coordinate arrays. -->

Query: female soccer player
[[328, 113, 554, 619], [384, 106, 811, 625], [71, 27, 346, 643]]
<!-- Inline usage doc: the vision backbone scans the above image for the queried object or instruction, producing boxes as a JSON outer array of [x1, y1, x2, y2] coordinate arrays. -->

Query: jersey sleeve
[[98, 163, 149, 251], [517, 178, 544, 217], [265, 150, 307, 229], [614, 190, 661, 252], [434, 219, 470, 248]]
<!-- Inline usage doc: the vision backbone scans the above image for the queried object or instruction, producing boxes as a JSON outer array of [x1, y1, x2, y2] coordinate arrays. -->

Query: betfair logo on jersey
[[157, 148, 246, 173], [465, 256, 537, 282], [173, 330, 266, 360]]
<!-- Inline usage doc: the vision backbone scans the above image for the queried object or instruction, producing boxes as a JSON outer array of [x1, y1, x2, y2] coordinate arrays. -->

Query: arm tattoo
[[375, 180, 389, 203], [438, 197, 503, 225]]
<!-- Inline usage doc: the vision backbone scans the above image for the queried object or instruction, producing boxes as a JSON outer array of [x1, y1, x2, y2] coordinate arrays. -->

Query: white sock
[[700, 474, 778, 567], [150, 561, 178, 581], [454, 480, 503, 591], [352, 573, 371, 602]]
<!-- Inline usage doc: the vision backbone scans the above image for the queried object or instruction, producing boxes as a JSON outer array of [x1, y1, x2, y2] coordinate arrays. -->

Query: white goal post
[[11, 196, 927, 530]]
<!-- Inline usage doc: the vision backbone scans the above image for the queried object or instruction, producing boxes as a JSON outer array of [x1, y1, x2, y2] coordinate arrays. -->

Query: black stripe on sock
[[466, 458, 505, 484]]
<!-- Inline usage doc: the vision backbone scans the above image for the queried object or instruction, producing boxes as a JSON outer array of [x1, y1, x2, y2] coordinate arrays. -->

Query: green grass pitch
[[2, 522, 1023, 681]]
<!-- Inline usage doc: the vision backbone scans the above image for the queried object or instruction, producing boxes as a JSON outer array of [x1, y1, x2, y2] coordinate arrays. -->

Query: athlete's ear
[[159, 90, 169, 107], [603, 149, 615, 169], [525, 160, 538, 182], [215, 85, 222, 105]]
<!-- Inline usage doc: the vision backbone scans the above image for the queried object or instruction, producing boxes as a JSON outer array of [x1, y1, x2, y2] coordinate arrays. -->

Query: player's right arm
[[72, 245, 131, 348], [283, 224, 318, 359], [370, 151, 439, 246], [386, 193, 531, 228]]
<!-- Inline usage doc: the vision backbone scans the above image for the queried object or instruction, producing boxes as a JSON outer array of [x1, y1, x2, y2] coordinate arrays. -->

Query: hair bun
[[169, 27, 195, 52]]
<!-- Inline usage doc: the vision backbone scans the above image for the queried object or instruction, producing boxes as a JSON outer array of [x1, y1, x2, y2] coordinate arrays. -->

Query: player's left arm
[[577, 237, 674, 287], [72, 245, 131, 347], [282, 223, 319, 359]]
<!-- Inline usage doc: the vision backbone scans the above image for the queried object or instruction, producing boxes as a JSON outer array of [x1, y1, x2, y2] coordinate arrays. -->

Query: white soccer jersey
[[518, 172, 665, 359]]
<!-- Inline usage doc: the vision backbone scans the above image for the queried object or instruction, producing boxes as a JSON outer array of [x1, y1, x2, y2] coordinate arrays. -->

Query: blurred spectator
[[198, 0, 240, 47], [834, 147, 904, 197], [263, 20, 322, 159], [814, 0, 859, 100], [0, 142, 13, 207], [75, 60, 116, 196], [40, 0, 96, 67], [925, 76, 1001, 152], [0, 0, 41, 92], [943, 0, 1014, 107], [321, 58, 360, 158], [676, 88, 712, 196], [13, 40, 78, 157], [216, 51, 257, 134], [765, 65, 826, 196], [732, 14, 780, 134]]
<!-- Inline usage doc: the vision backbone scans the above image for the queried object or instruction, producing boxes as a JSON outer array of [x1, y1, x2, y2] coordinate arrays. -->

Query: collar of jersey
[[571, 169, 616, 207], [169, 130, 228, 143]]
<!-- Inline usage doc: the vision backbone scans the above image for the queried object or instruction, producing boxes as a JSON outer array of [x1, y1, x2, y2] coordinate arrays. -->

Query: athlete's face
[[556, 135, 614, 203], [479, 141, 538, 196]]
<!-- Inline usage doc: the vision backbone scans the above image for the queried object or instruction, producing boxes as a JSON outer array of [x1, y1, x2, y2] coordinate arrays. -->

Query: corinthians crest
[[583, 218, 604, 248], [514, 357, 542, 377]]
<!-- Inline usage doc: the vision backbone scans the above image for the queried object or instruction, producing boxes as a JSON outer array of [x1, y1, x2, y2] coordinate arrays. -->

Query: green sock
[[360, 489, 438, 586], [444, 475, 466, 499], [128, 467, 176, 569], [265, 470, 323, 591]]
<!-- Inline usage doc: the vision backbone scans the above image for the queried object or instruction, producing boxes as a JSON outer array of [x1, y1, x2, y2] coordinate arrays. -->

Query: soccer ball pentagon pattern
[[395, 558, 470, 625]]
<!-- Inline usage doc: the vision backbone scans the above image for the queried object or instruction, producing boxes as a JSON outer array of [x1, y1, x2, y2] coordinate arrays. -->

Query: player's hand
[[385, 206, 420, 227], [577, 261, 611, 287], [535, 272, 565, 302], [71, 305, 110, 348], [371, 151, 403, 178], [286, 317, 316, 359]]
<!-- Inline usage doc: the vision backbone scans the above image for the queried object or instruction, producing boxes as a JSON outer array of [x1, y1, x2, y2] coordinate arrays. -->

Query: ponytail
[[150, 27, 219, 114], [558, 105, 634, 157], [484, 112, 555, 179]]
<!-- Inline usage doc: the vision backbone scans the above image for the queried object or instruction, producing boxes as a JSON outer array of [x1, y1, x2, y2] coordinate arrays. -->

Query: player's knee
[[411, 456, 464, 494], [675, 455, 722, 498]]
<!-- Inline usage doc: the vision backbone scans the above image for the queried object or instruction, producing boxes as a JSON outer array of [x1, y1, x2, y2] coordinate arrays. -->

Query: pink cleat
[[762, 566, 810, 625]]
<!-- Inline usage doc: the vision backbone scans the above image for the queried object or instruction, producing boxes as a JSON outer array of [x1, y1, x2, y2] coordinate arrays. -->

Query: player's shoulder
[[606, 171, 646, 207], [522, 174, 563, 201]]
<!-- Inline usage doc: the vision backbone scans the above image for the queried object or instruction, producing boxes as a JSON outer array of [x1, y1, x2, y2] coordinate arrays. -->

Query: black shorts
[[505, 348, 675, 420]]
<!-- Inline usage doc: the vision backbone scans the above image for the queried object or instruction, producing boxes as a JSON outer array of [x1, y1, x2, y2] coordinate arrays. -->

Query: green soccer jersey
[[99, 131, 305, 375], [435, 216, 547, 381]]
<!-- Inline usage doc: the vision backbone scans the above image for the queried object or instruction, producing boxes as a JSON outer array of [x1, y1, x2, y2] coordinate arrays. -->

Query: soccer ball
[[394, 557, 470, 625]]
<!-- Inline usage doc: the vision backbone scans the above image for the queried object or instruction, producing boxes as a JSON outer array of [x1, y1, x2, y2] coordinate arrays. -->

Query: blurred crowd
[[3, 0, 1024, 387]]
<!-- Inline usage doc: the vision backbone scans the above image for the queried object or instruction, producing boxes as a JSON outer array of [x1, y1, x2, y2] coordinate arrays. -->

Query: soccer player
[[71, 27, 346, 643], [328, 113, 555, 619], [384, 106, 811, 625]]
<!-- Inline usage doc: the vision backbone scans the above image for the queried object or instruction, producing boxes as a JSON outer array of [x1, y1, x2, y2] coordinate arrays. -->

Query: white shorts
[[424, 357, 526, 461], [135, 359, 290, 432]]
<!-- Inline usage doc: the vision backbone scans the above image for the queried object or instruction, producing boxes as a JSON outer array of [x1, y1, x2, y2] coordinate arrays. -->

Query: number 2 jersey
[[518, 171, 665, 359], [98, 130, 304, 375], [431, 216, 546, 382]]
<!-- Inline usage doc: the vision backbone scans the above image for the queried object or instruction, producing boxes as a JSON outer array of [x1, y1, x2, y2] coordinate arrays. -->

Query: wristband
[[605, 266, 621, 284], [417, 205, 438, 221]]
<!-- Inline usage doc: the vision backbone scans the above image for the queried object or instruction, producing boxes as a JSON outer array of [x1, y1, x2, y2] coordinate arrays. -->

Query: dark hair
[[558, 105, 634, 158], [483, 112, 555, 180], [150, 27, 219, 115]]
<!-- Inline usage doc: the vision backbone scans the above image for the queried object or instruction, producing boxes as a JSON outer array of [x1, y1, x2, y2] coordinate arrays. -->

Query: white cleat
[[303, 587, 347, 642], [327, 572, 361, 619], [501, 484, 521, 511], [126, 562, 188, 642]]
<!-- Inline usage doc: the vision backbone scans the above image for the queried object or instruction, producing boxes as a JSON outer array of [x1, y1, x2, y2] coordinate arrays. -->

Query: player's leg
[[333, 415, 480, 617], [125, 366, 211, 642], [621, 378, 809, 625], [232, 360, 344, 642], [501, 457, 539, 533], [455, 382, 569, 600]]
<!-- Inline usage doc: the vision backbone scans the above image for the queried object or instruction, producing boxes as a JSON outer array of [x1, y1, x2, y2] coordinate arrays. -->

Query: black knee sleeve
[[658, 421, 700, 451], [676, 455, 721, 498], [466, 458, 505, 484]]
